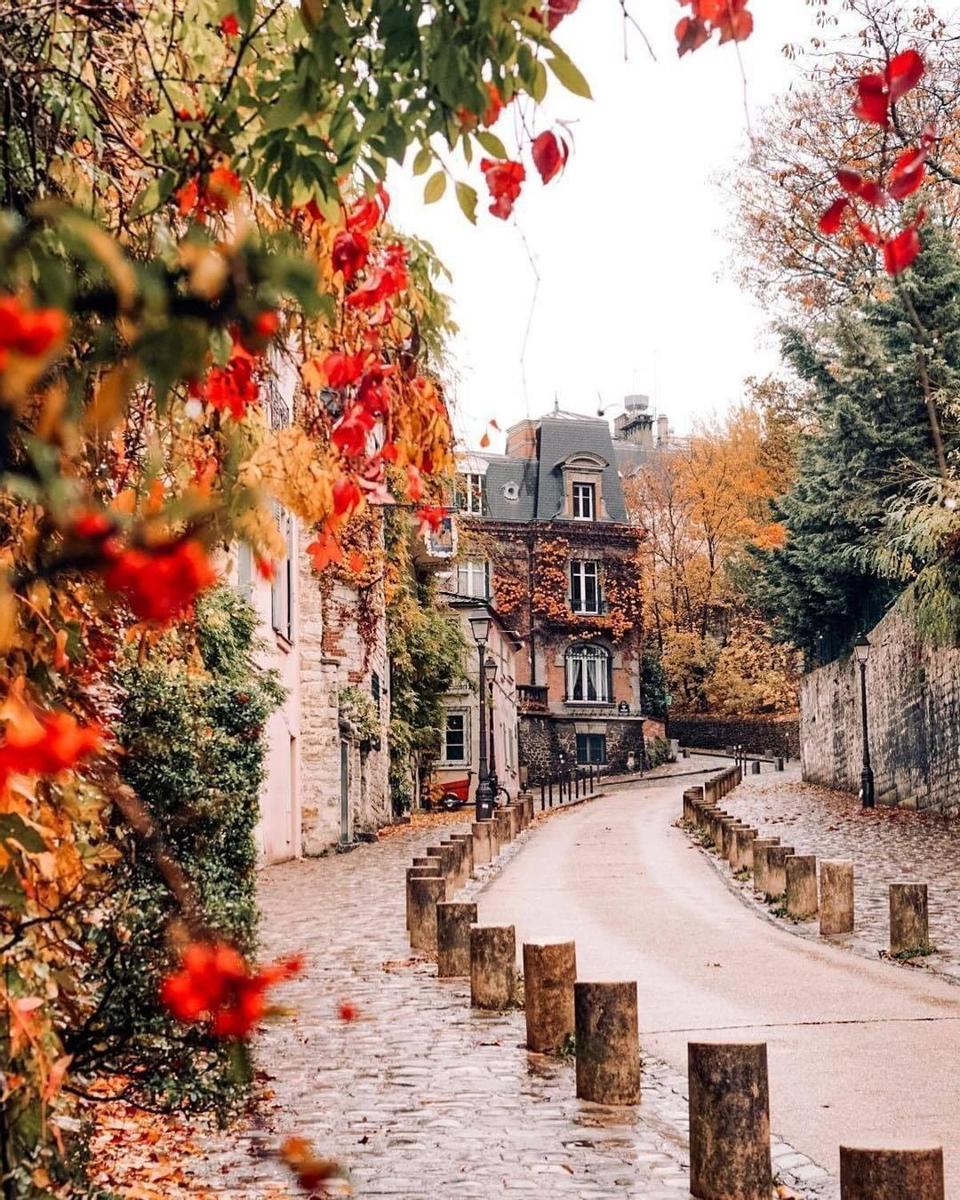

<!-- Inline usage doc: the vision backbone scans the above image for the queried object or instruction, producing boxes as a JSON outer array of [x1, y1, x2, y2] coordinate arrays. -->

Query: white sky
[[387, 0, 828, 453]]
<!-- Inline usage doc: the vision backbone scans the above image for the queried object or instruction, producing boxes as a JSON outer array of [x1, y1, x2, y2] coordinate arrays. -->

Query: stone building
[[453, 406, 654, 779], [432, 597, 522, 807]]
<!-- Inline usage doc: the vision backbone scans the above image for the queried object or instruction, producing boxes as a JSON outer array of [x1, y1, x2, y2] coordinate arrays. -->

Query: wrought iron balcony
[[518, 684, 549, 713]]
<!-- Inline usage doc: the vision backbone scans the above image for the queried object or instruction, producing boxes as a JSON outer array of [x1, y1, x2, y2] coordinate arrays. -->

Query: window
[[456, 558, 490, 599], [459, 472, 484, 515], [565, 644, 611, 703], [570, 560, 600, 614], [371, 672, 381, 716], [271, 507, 294, 642], [577, 734, 606, 765], [572, 482, 595, 521], [443, 710, 468, 763]]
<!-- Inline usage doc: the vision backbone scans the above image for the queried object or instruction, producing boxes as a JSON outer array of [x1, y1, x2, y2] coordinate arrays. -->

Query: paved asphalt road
[[478, 773, 960, 1190]]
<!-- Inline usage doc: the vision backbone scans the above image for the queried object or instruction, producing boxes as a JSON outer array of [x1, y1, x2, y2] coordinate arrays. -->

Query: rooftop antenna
[[553, 393, 560, 414]]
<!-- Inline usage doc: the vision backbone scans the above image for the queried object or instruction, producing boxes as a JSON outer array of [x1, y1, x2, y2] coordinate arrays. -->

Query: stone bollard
[[730, 827, 757, 871], [523, 939, 577, 1053], [470, 925, 516, 1009], [751, 760, 761, 775], [406, 863, 439, 929], [472, 821, 494, 868], [761, 845, 794, 900], [785, 855, 818, 920], [889, 883, 930, 956], [717, 817, 738, 859], [688, 1042, 772, 1200], [574, 981, 641, 1105], [505, 806, 520, 839], [427, 842, 458, 891], [494, 808, 512, 845], [450, 833, 474, 884], [820, 859, 855, 935], [437, 901, 478, 977], [775, 756, 785, 771], [839, 1146, 944, 1200], [409, 874, 446, 953], [751, 839, 781, 895]]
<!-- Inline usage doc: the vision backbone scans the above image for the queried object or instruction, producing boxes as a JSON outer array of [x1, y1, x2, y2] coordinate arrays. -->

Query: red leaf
[[883, 224, 922, 275], [854, 72, 889, 126], [856, 221, 883, 247], [888, 147, 926, 201], [676, 15, 709, 56], [886, 49, 924, 104], [836, 169, 863, 195], [531, 131, 568, 185], [819, 197, 849, 236]]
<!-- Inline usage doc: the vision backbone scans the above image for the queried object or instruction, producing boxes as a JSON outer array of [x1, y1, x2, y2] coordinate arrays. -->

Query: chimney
[[656, 414, 669, 446], [612, 394, 653, 450], [505, 419, 538, 460]]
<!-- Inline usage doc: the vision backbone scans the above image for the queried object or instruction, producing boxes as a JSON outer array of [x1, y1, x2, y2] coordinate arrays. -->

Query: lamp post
[[485, 655, 498, 791], [469, 614, 495, 821], [853, 633, 875, 809]]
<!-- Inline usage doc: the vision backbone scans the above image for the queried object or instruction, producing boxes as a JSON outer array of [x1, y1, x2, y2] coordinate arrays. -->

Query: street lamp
[[468, 614, 495, 821], [853, 633, 875, 809], [485, 655, 498, 788]]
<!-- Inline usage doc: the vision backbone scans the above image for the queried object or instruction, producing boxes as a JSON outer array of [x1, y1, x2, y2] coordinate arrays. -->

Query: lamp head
[[469, 613, 491, 646], [853, 633, 870, 666], [484, 655, 498, 685]]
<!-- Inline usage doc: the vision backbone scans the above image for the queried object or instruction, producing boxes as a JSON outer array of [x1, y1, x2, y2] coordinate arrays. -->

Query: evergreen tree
[[751, 228, 960, 660]]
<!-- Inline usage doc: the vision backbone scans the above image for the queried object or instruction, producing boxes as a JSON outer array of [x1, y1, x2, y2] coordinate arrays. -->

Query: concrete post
[[494, 809, 511, 845], [889, 883, 930, 956], [785, 855, 818, 920], [839, 1146, 944, 1199], [470, 925, 516, 1009], [730, 827, 757, 871], [523, 939, 577, 1054], [751, 839, 781, 893], [427, 843, 458, 891], [574, 981, 641, 1104], [505, 806, 519, 839], [688, 1042, 772, 1200], [718, 817, 738, 859], [437, 901, 478, 977], [820, 859, 855, 935], [761, 845, 795, 900], [471, 821, 493, 868], [406, 863, 439, 929], [409, 875, 446, 953]]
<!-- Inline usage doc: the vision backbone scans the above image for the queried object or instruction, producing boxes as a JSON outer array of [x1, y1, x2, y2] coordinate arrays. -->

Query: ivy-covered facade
[[454, 410, 657, 779]]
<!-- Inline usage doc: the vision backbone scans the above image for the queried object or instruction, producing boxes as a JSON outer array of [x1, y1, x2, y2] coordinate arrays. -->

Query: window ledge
[[563, 700, 615, 708]]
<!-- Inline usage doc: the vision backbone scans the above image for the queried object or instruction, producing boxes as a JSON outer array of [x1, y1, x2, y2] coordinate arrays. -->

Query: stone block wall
[[666, 714, 800, 758], [298, 540, 391, 854], [519, 715, 649, 780], [799, 599, 960, 812]]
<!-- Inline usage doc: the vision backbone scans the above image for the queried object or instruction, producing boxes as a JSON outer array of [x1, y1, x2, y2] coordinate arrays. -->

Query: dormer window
[[572, 482, 595, 521], [459, 472, 484, 515]]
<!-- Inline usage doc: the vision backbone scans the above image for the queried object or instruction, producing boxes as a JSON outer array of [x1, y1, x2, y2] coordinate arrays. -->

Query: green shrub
[[66, 586, 283, 1118]]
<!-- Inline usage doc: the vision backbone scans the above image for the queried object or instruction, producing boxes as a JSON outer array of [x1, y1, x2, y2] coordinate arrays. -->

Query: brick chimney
[[505, 419, 538, 459]]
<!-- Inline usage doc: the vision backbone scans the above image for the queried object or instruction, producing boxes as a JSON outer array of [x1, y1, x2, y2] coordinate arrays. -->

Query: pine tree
[[751, 228, 960, 660]]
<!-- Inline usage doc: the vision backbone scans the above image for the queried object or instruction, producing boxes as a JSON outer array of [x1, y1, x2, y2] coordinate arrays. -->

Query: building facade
[[433, 598, 522, 807], [452, 408, 653, 780]]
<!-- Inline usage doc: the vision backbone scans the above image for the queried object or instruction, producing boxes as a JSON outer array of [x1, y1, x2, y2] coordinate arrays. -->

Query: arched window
[[565, 644, 611, 703]]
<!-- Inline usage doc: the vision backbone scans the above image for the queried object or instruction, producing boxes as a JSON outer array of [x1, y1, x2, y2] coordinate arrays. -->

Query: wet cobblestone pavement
[[692, 764, 960, 985], [194, 794, 835, 1198]]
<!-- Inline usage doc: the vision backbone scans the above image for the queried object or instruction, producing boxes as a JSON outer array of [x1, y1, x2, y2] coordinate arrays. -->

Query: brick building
[[452, 406, 656, 779]]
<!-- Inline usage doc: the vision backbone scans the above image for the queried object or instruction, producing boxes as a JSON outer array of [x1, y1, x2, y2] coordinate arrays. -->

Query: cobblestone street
[[702, 765, 960, 981], [194, 811, 707, 1199]]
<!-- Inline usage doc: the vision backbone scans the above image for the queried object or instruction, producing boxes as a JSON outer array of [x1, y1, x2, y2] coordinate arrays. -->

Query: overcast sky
[[387, 0, 834, 452]]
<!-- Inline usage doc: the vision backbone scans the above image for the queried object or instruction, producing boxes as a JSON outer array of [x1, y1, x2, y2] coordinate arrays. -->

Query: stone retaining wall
[[799, 598, 960, 812], [666, 714, 800, 759]]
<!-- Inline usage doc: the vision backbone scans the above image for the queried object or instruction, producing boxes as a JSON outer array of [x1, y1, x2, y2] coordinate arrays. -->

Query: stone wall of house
[[666, 714, 800, 758], [799, 599, 960, 812], [299, 541, 391, 854], [519, 716, 650, 780]]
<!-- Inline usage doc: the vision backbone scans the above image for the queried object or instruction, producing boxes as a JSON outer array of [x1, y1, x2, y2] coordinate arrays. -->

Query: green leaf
[[476, 131, 507, 160], [547, 54, 592, 98], [0, 813, 46, 854], [0, 867, 25, 915], [129, 171, 176, 219], [531, 60, 548, 103], [548, 54, 592, 99], [455, 182, 478, 225], [424, 171, 447, 203], [413, 146, 433, 176]]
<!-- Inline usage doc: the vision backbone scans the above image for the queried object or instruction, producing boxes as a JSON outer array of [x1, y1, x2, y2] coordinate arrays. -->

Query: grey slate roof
[[471, 416, 629, 523], [536, 416, 627, 522]]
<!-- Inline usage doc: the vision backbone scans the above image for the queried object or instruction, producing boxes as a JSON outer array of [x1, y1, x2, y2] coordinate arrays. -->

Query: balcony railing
[[518, 684, 549, 713]]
